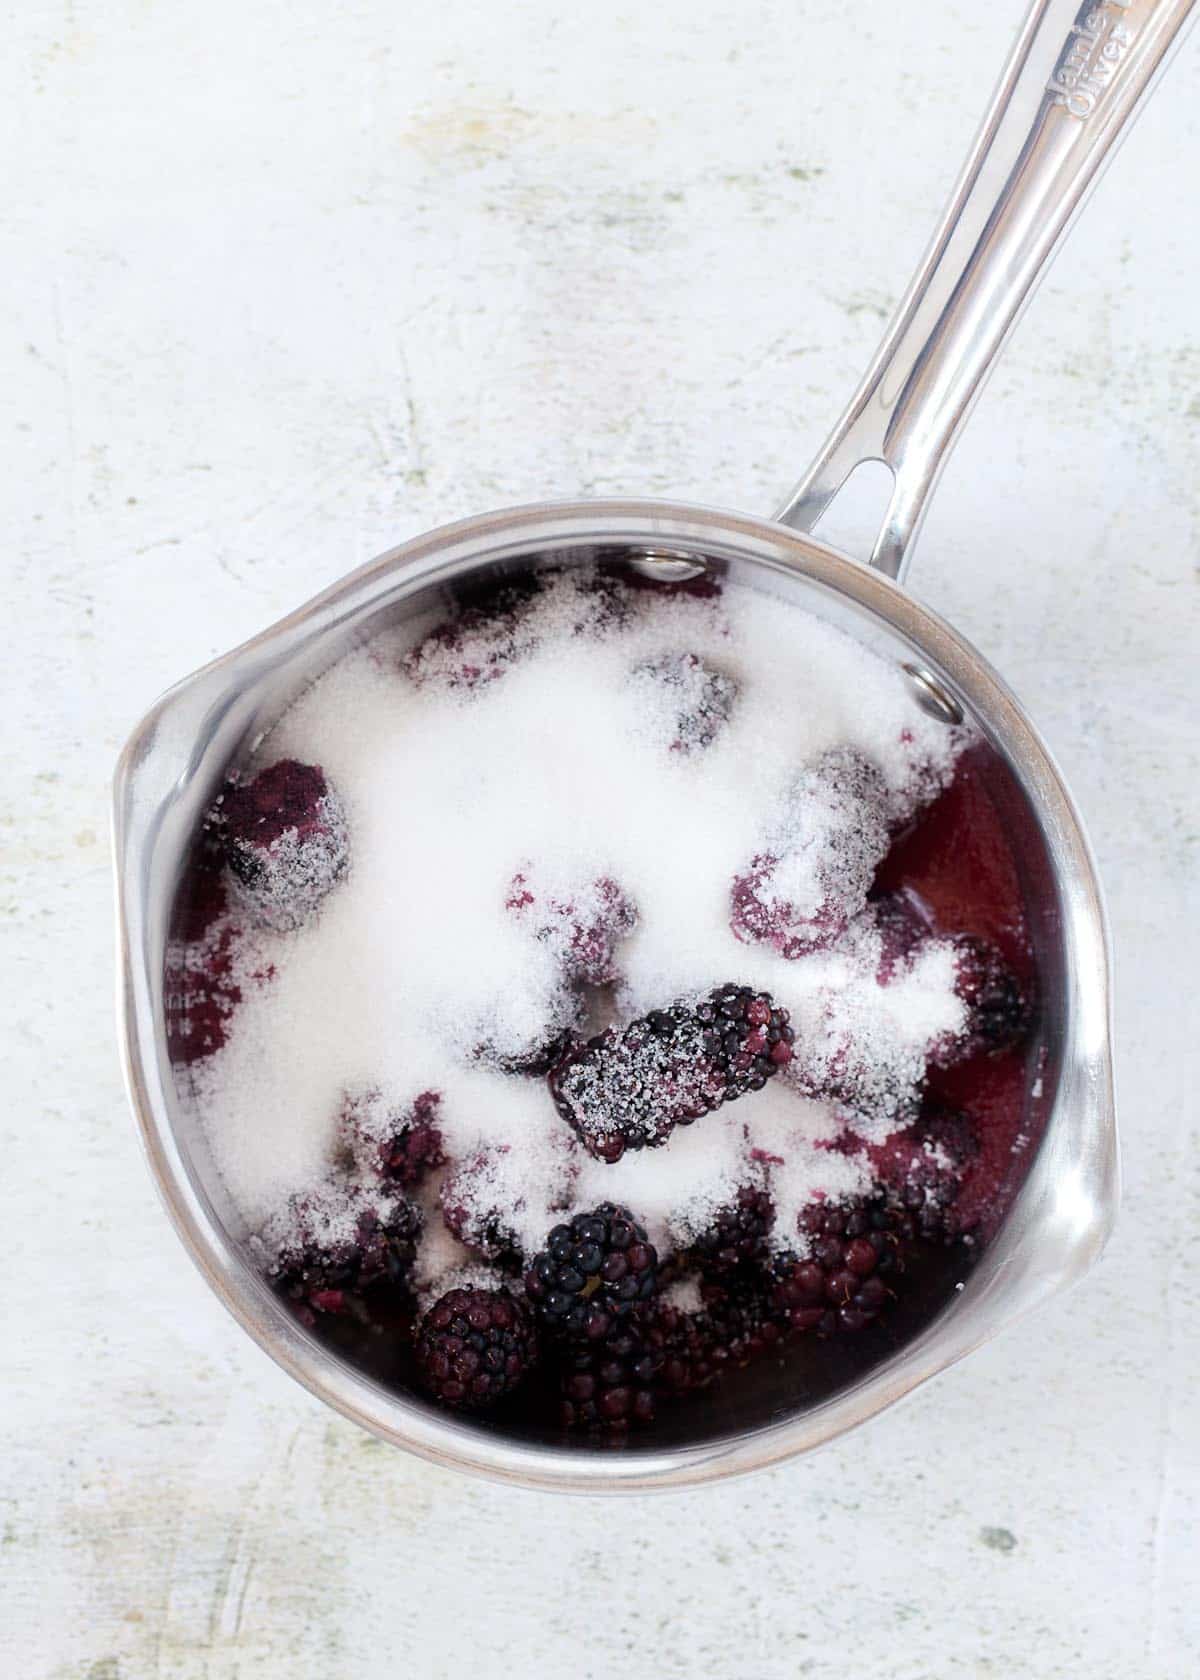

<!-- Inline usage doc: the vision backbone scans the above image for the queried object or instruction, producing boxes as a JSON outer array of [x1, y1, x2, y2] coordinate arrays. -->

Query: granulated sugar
[[185, 567, 967, 1289]]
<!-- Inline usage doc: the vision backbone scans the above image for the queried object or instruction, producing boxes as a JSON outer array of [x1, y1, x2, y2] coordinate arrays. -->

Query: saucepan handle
[[775, 0, 1198, 580]]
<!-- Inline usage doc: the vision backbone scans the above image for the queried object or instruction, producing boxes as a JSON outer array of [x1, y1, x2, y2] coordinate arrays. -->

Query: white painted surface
[[4, 2, 1198, 1675]]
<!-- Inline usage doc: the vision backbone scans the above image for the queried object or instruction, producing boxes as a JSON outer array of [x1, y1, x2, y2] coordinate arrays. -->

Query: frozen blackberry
[[442, 1135, 577, 1270], [414, 1286, 538, 1411], [559, 1321, 660, 1431], [730, 749, 890, 957], [549, 985, 793, 1163], [270, 1199, 422, 1323], [525, 1204, 658, 1340], [630, 652, 738, 754], [691, 1186, 775, 1275], [639, 1278, 786, 1396], [506, 869, 638, 986], [782, 971, 933, 1128], [218, 759, 349, 932], [939, 935, 1033, 1061]]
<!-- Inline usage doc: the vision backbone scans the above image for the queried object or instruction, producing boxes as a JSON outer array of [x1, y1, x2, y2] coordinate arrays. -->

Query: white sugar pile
[[186, 567, 968, 1285]]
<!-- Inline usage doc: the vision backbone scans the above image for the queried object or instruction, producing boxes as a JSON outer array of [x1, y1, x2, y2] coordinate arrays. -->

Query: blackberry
[[401, 575, 545, 693], [506, 870, 638, 987], [638, 1280, 786, 1397], [164, 912, 242, 1068], [630, 652, 738, 754], [691, 1186, 775, 1275], [730, 749, 890, 958], [872, 1104, 978, 1240], [941, 935, 1033, 1060], [549, 985, 793, 1163], [374, 1090, 446, 1188], [559, 1321, 660, 1431], [770, 1193, 904, 1335], [338, 1088, 446, 1189], [402, 570, 626, 694], [525, 1204, 658, 1340], [217, 759, 349, 932], [440, 1150, 522, 1267], [472, 980, 584, 1077], [706, 1280, 787, 1363], [415, 1286, 538, 1411], [639, 1301, 723, 1394], [271, 1199, 422, 1323], [870, 888, 933, 984]]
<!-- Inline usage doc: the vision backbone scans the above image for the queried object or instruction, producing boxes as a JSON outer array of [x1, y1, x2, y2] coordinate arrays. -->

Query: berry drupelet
[[525, 1204, 658, 1341], [548, 984, 794, 1163], [414, 1286, 538, 1411]]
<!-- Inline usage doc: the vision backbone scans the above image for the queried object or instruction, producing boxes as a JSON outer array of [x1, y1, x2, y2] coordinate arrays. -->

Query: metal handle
[[776, 0, 1198, 579]]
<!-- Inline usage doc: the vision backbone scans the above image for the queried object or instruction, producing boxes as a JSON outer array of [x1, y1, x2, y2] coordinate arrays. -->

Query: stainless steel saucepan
[[114, 0, 1196, 1489]]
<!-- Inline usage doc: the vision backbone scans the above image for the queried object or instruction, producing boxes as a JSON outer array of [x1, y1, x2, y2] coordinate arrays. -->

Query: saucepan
[[114, 0, 1195, 1488]]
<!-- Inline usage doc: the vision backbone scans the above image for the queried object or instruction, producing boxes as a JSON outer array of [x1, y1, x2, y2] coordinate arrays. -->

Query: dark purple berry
[[631, 652, 738, 754], [730, 749, 890, 957], [415, 1287, 538, 1410], [691, 1186, 775, 1274], [216, 759, 348, 931], [940, 936, 1033, 1060], [548, 985, 793, 1163], [558, 1322, 661, 1432], [770, 1193, 904, 1335], [440, 1149, 523, 1266], [505, 869, 638, 986], [271, 1199, 422, 1323], [525, 1204, 658, 1340], [376, 1090, 446, 1188]]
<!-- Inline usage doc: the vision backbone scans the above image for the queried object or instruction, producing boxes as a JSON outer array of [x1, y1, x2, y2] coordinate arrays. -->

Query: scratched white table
[[5, 3, 1198, 1675]]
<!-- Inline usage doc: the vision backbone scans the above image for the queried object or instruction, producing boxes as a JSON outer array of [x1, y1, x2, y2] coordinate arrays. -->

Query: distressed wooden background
[[4, 2, 1198, 1675]]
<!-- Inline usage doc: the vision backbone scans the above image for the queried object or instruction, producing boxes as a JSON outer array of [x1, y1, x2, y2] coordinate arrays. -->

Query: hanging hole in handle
[[810, 459, 898, 566]]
